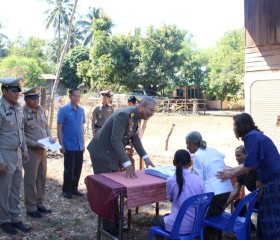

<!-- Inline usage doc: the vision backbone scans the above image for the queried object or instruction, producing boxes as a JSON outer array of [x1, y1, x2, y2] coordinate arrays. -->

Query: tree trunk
[[58, 14, 61, 64], [49, 0, 79, 130]]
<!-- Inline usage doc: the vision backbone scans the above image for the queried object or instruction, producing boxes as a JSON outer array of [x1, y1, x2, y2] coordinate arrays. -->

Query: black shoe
[[12, 222, 31, 232], [62, 192, 73, 199], [71, 190, 84, 196], [0, 222, 17, 235], [37, 206, 52, 214], [27, 211, 43, 218]]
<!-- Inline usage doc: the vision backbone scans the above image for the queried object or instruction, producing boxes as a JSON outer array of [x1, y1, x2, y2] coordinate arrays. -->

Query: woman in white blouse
[[186, 131, 233, 240]]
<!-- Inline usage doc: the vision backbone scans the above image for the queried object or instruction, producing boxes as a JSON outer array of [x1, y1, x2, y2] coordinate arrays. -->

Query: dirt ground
[[0, 112, 254, 240]]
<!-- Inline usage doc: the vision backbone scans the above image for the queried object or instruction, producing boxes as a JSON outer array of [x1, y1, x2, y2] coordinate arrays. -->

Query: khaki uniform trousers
[[23, 148, 47, 212], [0, 148, 22, 224]]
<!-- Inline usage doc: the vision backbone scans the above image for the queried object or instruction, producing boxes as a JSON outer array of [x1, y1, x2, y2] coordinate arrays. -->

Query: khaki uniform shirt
[[0, 97, 27, 163], [23, 104, 51, 148], [92, 104, 114, 133]]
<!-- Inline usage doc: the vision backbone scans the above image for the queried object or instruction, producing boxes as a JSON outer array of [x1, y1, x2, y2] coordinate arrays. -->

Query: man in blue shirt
[[57, 88, 85, 199]]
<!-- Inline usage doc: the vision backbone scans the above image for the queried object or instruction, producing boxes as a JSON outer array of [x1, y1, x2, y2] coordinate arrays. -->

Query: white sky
[[0, 0, 244, 48]]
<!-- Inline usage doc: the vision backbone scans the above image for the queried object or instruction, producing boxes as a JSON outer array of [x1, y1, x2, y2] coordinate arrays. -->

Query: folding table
[[85, 170, 167, 240]]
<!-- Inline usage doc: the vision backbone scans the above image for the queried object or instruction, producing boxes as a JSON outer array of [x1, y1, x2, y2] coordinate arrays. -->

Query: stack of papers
[[38, 137, 62, 152], [145, 166, 176, 179]]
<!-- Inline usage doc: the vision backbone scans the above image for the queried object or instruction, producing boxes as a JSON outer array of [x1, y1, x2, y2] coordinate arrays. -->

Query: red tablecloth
[[102, 170, 167, 208], [85, 174, 126, 221], [85, 170, 167, 221]]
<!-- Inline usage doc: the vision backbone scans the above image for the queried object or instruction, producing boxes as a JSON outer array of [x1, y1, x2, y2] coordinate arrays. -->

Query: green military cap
[[100, 90, 112, 98], [22, 86, 41, 100], [0, 77, 24, 92]]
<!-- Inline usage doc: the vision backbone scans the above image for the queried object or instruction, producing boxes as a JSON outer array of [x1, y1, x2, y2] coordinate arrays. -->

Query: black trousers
[[62, 150, 83, 193]]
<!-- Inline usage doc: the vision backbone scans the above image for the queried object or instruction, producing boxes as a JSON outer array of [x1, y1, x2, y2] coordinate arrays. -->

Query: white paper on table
[[38, 137, 62, 152]]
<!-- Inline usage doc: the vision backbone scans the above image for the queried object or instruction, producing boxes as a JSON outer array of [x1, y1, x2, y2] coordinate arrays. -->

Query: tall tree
[[0, 23, 9, 58], [49, 0, 78, 130], [87, 24, 189, 93], [135, 25, 186, 92], [77, 7, 103, 46], [204, 29, 244, 102], [61, 46, 89, 89], [44, 0, 73, 62]]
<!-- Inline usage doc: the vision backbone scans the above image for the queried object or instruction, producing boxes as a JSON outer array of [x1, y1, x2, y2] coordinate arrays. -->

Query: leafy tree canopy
[[61, 45, 89, 89], [8, 35, 52, 73], [86, 24, 195, 94], [204, 29, 245, 101], [0, 55, 43, 87]]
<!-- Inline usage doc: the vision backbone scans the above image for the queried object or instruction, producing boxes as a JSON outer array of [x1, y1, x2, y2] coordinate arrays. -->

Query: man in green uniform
[[91, 90, 114, 136], [22, 87, 54, 218], [0, 77, 31, 235]]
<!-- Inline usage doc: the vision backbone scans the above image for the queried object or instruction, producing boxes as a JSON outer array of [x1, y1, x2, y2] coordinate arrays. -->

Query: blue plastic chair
[[204, 188, 261, 240], [148, 192, 214, 240]]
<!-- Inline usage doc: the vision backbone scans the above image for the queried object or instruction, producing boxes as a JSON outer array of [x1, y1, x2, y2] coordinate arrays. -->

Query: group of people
[[152, 113, 280, 240], [90, 92, 280, 240], [86, 88, 276, 239], [58, 89, 138, 200], [0, 78, 53, 235], [1, 77, 280, 240], [0, 77, 142, 236]]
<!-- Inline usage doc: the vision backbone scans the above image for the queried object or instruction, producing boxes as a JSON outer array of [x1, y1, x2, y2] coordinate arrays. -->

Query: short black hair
[[128, 95, 137, 104], [69, 88, 80, 96]]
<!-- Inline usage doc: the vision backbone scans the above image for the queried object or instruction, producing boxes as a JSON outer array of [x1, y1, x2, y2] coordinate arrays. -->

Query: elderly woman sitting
[[185, 131, 233, 240]]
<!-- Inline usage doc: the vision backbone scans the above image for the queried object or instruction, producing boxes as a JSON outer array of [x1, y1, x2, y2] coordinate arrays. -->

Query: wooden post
[[193, 98, 198, 114], [165, 124, 175, 151], [40, 87, 47, 109]]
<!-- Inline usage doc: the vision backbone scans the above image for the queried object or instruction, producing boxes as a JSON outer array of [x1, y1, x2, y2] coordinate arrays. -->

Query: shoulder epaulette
[[129, 112, 134, 119]]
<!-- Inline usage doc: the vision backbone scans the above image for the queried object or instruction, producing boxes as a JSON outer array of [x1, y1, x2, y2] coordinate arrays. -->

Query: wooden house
[[245, 0, 280, 146]]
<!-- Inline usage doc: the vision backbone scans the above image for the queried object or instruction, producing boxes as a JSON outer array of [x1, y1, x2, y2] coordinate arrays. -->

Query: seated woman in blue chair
[[151, 149, 204, 239], [185, 131, 234, 240], [223, 145, 262, 231]]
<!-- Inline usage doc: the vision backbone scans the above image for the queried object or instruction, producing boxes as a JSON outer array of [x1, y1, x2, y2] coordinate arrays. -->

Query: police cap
[[100, 90, 112, 98], [22, 86, 41, 100], [0, 77, 23, 92]]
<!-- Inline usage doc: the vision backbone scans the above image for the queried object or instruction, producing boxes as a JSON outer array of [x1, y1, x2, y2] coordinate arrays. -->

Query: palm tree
[[66, 22, 84, 49], [44, 0, 73, 62], [77, 7, 103, 46]]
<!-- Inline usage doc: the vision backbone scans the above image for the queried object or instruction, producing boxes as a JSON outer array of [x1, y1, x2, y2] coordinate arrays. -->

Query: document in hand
[[38, 137, 62, 151], [144, 166, 176, 179]]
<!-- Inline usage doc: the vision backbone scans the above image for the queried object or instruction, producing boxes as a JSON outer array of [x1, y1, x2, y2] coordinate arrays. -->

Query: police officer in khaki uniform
[[91, 90, 114, 136], [22, 87, 53, 218], [0, 77, 31, 235]]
